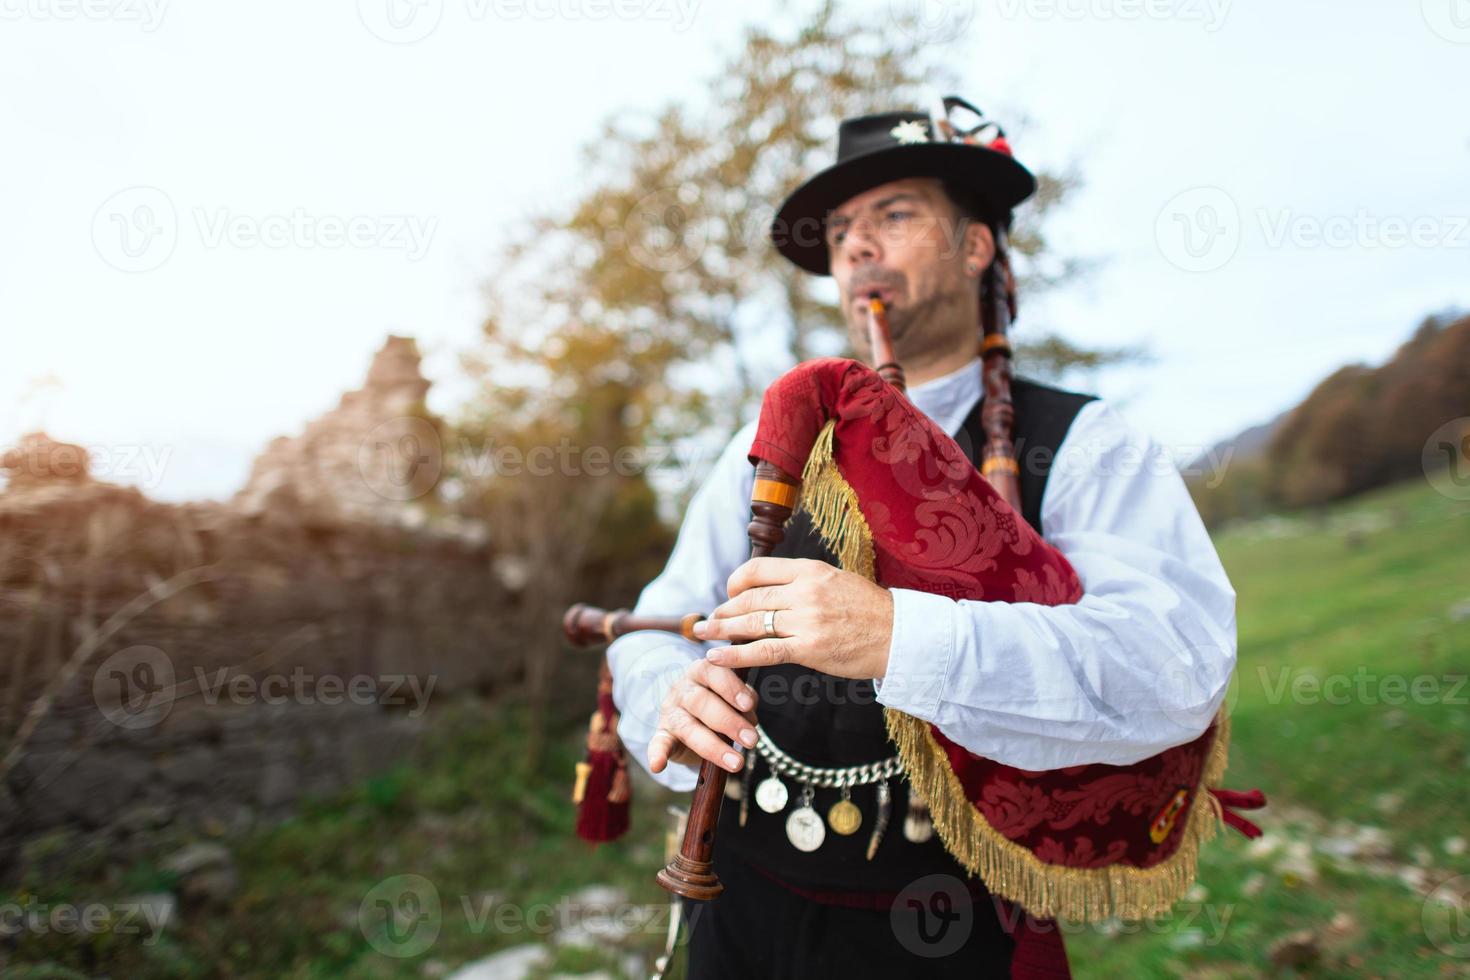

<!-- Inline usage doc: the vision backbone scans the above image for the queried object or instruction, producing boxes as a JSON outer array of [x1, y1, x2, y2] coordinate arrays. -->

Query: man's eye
[[831, 229, 847, 246], [885, 210, 912, 222]]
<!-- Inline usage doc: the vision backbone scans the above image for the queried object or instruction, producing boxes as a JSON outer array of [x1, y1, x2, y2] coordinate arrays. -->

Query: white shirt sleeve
[[606, 420, 758, 791], [873, 399, 1239, 770]]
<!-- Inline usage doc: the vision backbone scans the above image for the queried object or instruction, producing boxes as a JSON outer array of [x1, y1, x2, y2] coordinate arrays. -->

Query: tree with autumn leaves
[[451, 3, 1131, 761]]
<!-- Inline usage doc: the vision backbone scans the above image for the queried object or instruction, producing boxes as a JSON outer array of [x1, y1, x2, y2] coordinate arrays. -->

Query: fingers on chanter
[[692, 659, 758, 724]]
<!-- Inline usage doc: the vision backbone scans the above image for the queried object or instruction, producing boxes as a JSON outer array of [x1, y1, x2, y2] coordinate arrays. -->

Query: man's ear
[[965, 222, 996, 275]]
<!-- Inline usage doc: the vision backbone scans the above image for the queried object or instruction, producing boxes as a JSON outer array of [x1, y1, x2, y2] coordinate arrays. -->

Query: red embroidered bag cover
[[748, 356, 1261, 922]]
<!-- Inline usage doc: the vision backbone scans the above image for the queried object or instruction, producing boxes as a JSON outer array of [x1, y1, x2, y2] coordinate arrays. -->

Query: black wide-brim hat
[[771, 105, 1036, 276]]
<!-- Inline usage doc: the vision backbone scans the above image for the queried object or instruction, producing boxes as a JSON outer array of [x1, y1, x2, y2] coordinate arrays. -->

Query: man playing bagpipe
[[593, 97, 1260, 978]]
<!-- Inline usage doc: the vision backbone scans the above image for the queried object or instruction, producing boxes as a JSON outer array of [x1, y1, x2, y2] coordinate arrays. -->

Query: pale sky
[[2, 0, 1466, 502]]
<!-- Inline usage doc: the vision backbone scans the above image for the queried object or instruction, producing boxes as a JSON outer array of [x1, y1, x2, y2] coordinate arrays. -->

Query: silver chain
[[753, 724, 904, 789]]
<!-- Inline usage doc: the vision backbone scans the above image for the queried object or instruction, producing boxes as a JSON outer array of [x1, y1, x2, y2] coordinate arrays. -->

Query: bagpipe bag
[[748, 356, 1246, 923]]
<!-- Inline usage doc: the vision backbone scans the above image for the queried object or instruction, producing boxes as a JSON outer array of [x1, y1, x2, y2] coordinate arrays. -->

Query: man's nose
[[841, 219, 881, 264]]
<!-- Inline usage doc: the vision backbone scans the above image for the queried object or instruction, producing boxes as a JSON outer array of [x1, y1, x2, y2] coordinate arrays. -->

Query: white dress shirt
[[607, 356, 1237, 792]]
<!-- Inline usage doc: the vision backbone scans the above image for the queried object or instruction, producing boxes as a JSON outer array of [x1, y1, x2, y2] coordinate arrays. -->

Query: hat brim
[[770, 142, 1036, 276]]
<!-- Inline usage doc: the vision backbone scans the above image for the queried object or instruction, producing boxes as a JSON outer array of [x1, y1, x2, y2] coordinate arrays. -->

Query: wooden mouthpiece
[[867, 295, 905, 393]]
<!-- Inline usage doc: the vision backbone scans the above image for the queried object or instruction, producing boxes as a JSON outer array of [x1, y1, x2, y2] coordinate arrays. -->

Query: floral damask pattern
[[750, 357, 1223, 875]]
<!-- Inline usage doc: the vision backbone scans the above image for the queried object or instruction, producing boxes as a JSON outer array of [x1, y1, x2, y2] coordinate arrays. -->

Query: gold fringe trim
[[885, 708, 1232, 923], [796, 422, 1234, 922], [796, 420, 874, 581]]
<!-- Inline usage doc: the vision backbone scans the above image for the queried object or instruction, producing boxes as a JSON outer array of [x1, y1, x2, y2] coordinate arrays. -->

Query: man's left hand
[[693, 557, 893, 680]]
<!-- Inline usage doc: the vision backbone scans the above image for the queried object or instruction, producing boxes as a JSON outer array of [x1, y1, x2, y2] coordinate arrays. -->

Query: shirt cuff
[[873, 588, 957, 720], [608, 632, 701, 792]]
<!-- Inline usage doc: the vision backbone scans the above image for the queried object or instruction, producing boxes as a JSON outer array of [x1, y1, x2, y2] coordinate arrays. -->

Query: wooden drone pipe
[[562, 604, 704, 648]]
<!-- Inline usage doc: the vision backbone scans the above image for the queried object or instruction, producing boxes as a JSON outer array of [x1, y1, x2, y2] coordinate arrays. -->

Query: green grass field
[[1067, 477, 1470, 978], [5, 476, 1468, 978]]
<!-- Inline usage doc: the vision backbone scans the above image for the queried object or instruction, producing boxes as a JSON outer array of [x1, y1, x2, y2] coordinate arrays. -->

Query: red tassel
[[1209, 786, 1267, 840], [575, 749, 631, 843], [1210, 787, 1266, 810], [574, 658, 632, 844]]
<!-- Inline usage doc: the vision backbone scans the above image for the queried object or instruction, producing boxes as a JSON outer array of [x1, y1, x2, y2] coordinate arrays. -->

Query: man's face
[[826, 176, 990, 359]]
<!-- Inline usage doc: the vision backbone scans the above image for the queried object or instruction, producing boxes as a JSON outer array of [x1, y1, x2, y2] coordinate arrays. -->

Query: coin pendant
[[785, 805, 826, 852], [827, 799, 862, 836], [755, 776, 788, 814]]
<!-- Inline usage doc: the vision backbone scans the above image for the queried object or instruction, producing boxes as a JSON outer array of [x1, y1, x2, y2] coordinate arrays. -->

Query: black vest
[[717, 376, 1098, 892]]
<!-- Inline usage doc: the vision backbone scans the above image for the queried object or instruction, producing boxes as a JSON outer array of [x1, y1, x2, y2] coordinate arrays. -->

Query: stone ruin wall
[[0, 336, 521, 873]]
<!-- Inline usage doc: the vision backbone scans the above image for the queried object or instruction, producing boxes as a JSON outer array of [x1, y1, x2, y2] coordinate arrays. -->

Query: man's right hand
[[648, 658, 759, 775]]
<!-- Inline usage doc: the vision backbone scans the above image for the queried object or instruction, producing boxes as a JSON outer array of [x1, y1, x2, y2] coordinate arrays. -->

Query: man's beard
[[850, 273, 971, 363]]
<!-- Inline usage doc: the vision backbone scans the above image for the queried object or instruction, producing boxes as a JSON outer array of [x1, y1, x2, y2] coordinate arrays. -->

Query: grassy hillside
[[6, 477, 1466, 978], [2, 699, 680, 978], [1068, 476, 1470, 977]]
